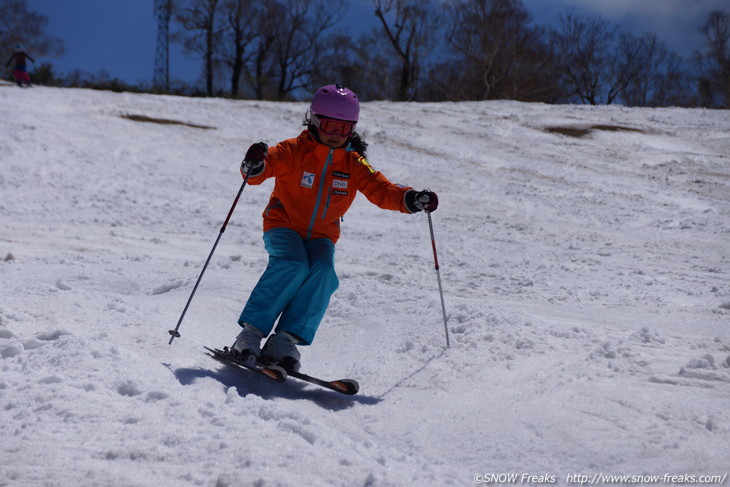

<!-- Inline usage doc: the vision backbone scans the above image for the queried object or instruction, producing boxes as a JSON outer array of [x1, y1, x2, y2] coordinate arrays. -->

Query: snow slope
[[1, 85, 729, 487]]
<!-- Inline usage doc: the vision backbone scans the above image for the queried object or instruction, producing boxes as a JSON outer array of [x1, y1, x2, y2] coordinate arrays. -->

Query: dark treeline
[[2, 0, 729, 108], [173, 0, 730, 107]]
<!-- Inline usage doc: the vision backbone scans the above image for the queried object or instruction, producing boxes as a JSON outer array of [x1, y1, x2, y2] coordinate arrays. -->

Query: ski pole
[[168, 166, 253, 344], [426, 210, 450, 348]]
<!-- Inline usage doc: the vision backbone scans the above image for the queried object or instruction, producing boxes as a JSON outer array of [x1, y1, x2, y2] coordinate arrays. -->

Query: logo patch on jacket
[[332, 171, 350, 179], [301, 172, 315, 188], [357, 156, 376, 174], [333, 179, 348, 189]]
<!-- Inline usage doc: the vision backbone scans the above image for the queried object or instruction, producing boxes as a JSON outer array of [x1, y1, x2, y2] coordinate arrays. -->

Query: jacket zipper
[[322, 190, 332, 221], [306, 149, 333, 239]]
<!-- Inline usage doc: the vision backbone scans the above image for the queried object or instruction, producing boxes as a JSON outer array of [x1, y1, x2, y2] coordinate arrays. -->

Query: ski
[[259, 357, 360, 395], [287, 369, 359, 395], [205, 346, 359, 395], [204, 346, 287, 383]]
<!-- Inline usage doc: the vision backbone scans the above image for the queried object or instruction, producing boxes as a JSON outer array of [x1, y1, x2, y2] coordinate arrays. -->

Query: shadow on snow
[[166, 362, 382, 411]]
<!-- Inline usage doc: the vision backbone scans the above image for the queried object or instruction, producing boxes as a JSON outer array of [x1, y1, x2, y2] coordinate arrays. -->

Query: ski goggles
[[311, 113, 356, 137]]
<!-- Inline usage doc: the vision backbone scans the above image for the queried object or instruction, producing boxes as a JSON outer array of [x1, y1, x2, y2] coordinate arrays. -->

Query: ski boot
[[230, 323, 263, 363], [262, 331, 301, 372]]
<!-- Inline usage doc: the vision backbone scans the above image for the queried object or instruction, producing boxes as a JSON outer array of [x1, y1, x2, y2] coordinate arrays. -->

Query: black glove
[[405, 190, 438, 213], [241, 142, 268, 176]]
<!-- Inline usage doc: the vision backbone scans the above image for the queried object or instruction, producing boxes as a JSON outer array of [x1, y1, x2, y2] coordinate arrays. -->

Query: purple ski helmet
[[310, 84, 359, 122]]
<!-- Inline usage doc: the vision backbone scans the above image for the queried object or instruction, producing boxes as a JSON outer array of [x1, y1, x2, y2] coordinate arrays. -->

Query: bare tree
[[217, 0, 258, 96], [308, 32, 364, 94], [444, 0, 540, 100], [0, 0, 64, 60], [373, 0, 436, 101], [605, 32, 647, 104], [620, 33, 688, 106], [693, 10, 730, 108], [553, 10, 616, 105], [553, 10, 696, 106], [175, 0, 222, 96], [240, 0, 280, 99], [502, 24, 563, 102], [312, 27, 405, 101], [268, 0, 344, 100]]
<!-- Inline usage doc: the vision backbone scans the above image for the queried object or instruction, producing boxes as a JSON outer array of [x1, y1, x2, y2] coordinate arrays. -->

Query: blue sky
[[25, 0, 727, 87]]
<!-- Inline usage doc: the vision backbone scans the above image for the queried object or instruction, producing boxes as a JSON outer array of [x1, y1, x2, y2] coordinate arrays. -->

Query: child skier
[[230, 84, 438, 372], [5, 44, 34, 87]]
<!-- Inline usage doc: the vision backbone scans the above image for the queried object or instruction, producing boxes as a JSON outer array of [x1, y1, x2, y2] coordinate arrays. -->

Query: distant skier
[[5, 44, 34, 87], [230, 84, 439, 372]]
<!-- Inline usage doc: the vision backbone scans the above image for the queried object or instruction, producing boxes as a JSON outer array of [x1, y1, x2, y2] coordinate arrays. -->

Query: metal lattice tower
[[153, 0, 172, 91]]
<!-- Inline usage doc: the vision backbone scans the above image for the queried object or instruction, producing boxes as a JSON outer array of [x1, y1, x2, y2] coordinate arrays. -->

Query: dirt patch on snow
[[545, 124, 645, 138], [121, 114, 215, 130]]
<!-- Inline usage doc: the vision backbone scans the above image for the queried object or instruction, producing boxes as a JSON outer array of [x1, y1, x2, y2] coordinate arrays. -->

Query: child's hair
[[348, 132, 368, 158], [302, 111, 368, 158]]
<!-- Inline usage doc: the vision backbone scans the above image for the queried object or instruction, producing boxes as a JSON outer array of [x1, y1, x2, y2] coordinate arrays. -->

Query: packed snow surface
[[1, 84, 729, 487]]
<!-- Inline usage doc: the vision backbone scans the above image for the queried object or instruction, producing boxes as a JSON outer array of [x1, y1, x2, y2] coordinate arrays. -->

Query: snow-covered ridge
[[1, 86, 729, 486]]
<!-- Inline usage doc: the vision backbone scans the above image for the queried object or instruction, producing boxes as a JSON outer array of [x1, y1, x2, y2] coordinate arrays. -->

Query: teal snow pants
[[238, 227, 339, 345]]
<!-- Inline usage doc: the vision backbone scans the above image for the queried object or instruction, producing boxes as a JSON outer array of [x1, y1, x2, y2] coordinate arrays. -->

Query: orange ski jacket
[[245, 130, 413, 243]]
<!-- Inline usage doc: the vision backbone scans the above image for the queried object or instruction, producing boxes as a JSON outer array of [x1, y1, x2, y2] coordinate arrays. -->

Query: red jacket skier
[[230, 84, 438, 372], [5, 44, 34, 87]]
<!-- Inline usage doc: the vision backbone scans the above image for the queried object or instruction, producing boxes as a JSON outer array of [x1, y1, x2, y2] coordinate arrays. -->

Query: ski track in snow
[[1, 84, 729, 486]]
